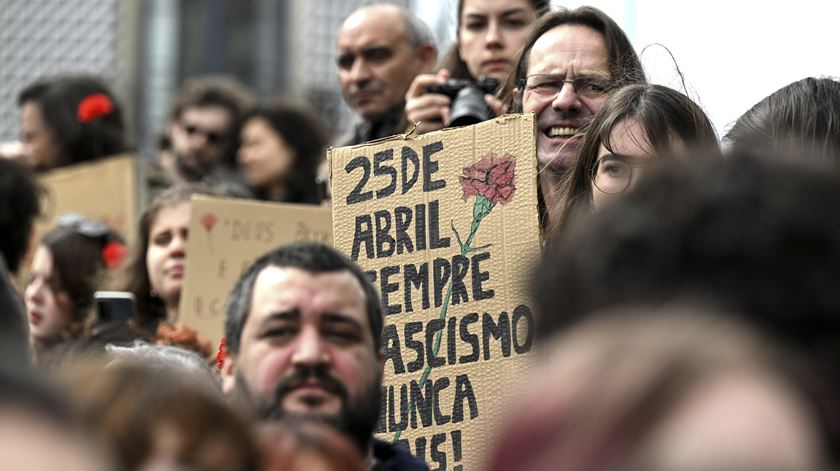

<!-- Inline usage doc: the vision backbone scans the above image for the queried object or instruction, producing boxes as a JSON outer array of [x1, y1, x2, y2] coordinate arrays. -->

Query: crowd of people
[[1, 1, 839, 470]]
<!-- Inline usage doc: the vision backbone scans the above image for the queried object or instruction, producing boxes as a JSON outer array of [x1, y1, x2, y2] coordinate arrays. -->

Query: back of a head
[[0, 159, 42, 274], [534, 154, 840, 461], [489, 309, 825, 471], [538, 155, 840, 340], [60, 360, 257, 471], [724, 77, 840, 165]]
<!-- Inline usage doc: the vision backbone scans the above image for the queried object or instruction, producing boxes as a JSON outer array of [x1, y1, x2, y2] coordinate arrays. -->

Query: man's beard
[[173, 149, 215, 182], [236, 366, 382, 454]]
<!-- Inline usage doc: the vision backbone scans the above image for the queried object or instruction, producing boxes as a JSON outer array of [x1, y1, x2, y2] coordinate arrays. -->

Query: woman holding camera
[[404, 0, 548, 135]]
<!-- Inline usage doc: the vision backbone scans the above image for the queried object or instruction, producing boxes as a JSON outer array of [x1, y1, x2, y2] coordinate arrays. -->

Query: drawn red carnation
[[201, 213, 217, 232], [216, 336, 227, 369], [459, 153, 516, 205], [77, 93, 113, 123]]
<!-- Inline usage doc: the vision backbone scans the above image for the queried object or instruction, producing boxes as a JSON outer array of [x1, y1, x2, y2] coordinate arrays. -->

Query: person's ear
[[220, 352, 237, 397], [418, 44, 437, 73]]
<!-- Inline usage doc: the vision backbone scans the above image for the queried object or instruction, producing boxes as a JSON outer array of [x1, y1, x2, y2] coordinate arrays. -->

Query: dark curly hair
[[239, 103, 327, 204], [18, 75, 128, 170]]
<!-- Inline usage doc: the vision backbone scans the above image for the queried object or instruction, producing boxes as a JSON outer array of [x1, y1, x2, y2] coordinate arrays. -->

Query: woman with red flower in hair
[[25, 213, 127, 364], [13, 75, 128, 172]]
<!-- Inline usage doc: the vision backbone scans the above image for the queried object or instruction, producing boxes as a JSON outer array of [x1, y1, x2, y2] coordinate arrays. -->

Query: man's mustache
[[273, 367, 349, 403]]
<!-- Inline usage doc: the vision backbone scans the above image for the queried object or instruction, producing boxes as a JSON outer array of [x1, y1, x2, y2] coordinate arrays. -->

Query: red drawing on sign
[[201, 213, 217, 253]]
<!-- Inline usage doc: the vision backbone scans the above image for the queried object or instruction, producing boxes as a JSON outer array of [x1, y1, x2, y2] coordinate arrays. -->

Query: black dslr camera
[[426, 76, 500, 127]]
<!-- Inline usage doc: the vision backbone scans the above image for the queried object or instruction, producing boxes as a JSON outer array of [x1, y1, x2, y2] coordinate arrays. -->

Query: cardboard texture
[[329, 114, 541, 470], [37, 155, 140, 243], [178, 195, 332, 345]]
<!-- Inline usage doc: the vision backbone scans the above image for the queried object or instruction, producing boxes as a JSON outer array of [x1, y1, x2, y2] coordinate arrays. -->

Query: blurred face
[[170, 106, 233, 169], [522, 24, 610, 169], [458, 0, 538, 81], [646, 373, 822, 471], [238, 118, 296, 190], [146, 201, 190, 310], [227, 266, 382, 449], [0, 408, 109, 471], [25, 245, 73, 340], [337, 6, 433, 120], [19, 102, 62, 172]]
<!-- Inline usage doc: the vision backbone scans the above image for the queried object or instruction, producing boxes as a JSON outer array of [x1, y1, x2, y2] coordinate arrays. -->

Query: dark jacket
[[372, 439, 429, 471], [345, 105, 407, 146]]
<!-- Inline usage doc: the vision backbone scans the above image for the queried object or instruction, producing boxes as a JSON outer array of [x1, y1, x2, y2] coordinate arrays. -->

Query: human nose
[[485, 21, 503, 48], [291, 327, 330, 369], [169, 233, 187, 257], [24, 278, 43, 305], [348, 58, 372, 84], [551, 80, 582, 112]]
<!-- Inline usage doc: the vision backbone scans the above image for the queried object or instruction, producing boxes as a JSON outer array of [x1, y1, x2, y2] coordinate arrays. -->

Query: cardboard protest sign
[[178, 195, 332, 345], [329, 114, 541, 470], [37, 155, 141, 242]]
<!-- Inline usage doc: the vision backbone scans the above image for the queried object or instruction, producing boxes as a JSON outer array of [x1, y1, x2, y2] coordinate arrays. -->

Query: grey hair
[[403, 8, 436, 51], [105, 341, 220, 392]]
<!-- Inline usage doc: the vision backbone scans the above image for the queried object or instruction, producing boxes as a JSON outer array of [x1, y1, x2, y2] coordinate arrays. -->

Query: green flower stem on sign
[[392, 195, 494, 442]]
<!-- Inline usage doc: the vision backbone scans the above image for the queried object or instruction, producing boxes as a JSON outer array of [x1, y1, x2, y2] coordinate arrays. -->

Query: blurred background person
[[16, 75, 128, 172], [25, 214, 125, 364], [405, 0, 548, 134], [0, 368, 111, 471], [258, 420, 365, 471], [0, 159, 42, 278], [117, 183, 216, 347], [488, 310, 826, 471], [237, 103, 328, 204], [552, 83, 718, 237], [60, 359, 257, 471], [337, 4, 437, 145], [161, 76, 252, 192], [534, 155, 840, 465], [724, 76, 840, 165], [0, 256, 32, 371], [0, 159, 42, 368]]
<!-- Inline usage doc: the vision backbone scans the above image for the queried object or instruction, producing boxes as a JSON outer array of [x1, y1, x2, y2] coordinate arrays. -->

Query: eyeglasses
[[521, 74, 611, 100], [590, 154, 648, 195], [57, 213, 109, 238], [184, 125, 226, 145]]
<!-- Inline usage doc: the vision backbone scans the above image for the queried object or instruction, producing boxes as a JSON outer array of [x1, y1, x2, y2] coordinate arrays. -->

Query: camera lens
[[449, 85, 491, 127]]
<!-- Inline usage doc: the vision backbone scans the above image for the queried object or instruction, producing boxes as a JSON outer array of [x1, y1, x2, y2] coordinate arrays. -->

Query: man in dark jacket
[[222, 243, 428, 470]]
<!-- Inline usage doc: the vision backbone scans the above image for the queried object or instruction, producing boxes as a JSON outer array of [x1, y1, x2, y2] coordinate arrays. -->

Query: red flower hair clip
[[77, 93, 113, 123], [101, 241, 126, 270], [216, 336, 227, 370]]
